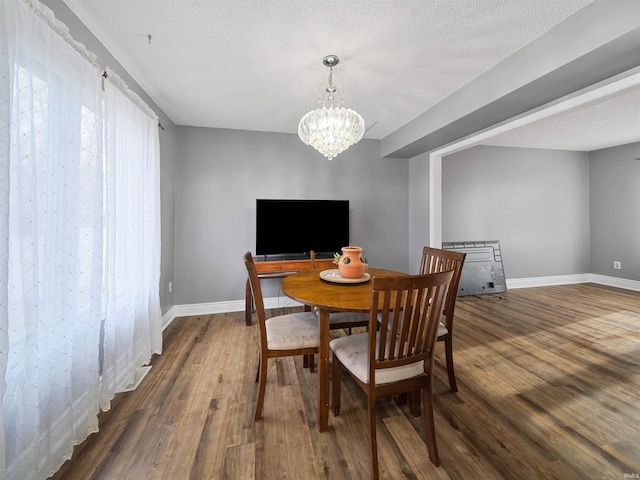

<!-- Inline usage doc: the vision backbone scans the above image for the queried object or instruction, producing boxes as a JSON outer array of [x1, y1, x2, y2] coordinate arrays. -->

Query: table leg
[[318, 308, 330, 432], [245, 278, 252, 326]]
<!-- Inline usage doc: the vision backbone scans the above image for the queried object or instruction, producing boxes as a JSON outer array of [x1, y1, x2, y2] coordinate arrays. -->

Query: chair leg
[[368, 395, 380, 480], [422, 382, 440, 466], [302, 354, 315, 373], [408, 390, 421, 417], [332, 354, 342, 416], [254, 354, 268, 421], [255, 356, 260, 383], [444, 335, 458, 393]]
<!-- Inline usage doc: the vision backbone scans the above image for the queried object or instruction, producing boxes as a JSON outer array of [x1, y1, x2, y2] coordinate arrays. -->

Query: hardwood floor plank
[[383, 414, 451, 480], [223, 443, 255, 480], [189, 397, 227, 480], [49, 284, 640, 480]]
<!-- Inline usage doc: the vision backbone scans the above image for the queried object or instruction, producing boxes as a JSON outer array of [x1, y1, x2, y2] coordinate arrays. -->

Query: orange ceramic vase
[[338, 246, 368, 278]]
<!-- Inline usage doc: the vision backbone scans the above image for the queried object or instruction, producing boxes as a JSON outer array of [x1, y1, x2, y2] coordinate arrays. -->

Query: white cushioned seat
[[330, 333, 424, 385], [266, 312, 319, 350], [437, 320, 448, 337]]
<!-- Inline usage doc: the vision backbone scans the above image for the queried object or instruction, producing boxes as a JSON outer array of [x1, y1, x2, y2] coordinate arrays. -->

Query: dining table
[[280, 267, 405, 432]]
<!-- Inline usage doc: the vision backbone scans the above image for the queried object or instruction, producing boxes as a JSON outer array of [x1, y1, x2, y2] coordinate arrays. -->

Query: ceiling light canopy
[[298, 55, 365, 161]]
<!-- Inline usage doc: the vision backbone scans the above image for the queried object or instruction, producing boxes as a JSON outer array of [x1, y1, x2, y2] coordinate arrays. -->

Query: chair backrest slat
[[400, 290, 411, 358], [415, 286, 432, 354], [370, 271, 453, 371], [419, 246, 466, 328]]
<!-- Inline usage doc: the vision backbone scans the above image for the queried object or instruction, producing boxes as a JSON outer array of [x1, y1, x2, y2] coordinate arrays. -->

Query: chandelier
[[298, 55, 365, 161]]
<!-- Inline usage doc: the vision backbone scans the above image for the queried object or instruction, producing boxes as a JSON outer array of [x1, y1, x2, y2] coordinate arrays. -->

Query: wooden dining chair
[[243, 251, 320, 421], [330, 270, 453, 479], [419, 246, 466, 392]]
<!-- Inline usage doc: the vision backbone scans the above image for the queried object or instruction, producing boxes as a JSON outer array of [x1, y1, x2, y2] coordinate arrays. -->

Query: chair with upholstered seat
[[419, 246, 466, 392], [330, 270, 453, 479], [243, 251, 319, 421]]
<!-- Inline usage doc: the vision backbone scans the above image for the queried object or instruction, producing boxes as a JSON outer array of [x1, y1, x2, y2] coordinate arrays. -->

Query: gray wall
[[43, 0, 177, 314], [442, 145, 591, 279], [590, 142, 640, 281], [174, 127, 409, 305], [408, 152, 431, 273], [158, 125, 177, 313]]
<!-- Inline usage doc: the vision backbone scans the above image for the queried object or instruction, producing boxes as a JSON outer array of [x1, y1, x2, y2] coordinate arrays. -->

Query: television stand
[[245, 254, 335, 326]]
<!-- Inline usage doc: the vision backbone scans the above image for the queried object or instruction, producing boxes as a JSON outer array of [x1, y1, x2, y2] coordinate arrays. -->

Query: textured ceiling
[[61, 0, 639, 151], [485, 88, 640, 152]]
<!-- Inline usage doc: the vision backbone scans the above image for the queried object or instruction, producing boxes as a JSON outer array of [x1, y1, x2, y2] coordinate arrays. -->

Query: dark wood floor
[[50, 283, 640, 479]]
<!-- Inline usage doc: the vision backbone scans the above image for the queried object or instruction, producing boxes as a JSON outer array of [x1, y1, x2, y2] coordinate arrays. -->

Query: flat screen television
[[256, 199, 349, 258]]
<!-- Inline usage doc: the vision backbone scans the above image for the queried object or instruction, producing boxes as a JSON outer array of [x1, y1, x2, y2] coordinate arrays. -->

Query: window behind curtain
[[0, 1, 162, 479], [100, 70, 162, 410], [2, 2, 105, 477]]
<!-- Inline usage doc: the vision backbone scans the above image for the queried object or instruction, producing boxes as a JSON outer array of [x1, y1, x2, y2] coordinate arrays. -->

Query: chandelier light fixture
[[298, 55, 365, 161]]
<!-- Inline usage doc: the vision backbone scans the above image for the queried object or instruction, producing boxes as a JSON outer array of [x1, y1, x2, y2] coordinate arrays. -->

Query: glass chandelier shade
[[298, 55, 365, 161]]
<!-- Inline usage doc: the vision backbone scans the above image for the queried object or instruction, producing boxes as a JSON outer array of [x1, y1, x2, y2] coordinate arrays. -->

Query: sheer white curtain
[[0, 1, 162, 479], [1, 3, 12, 478], [1, 1, 104, 478], [100, 69, 162, 409]]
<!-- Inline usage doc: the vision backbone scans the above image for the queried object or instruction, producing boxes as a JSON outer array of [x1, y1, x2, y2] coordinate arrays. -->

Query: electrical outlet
[[168, 281, 173, 293], [613, 261, 621, 270]]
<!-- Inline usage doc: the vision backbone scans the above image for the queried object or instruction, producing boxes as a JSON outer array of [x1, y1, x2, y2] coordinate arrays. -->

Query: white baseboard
[[163, 297, 304, 329], [588, 274, 640, 292], [162, 307, 176, 330], [508, 273, 640, 291], [161, 274, 639, 329], [507, 273, 591, 289]]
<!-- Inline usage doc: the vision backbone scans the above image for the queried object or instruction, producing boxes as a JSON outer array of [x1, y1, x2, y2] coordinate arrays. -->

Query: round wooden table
[[281, 267, 404, 432]]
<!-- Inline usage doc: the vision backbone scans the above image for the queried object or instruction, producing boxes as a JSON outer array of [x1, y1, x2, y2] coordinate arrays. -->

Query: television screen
[[256, 199, 349, 258]]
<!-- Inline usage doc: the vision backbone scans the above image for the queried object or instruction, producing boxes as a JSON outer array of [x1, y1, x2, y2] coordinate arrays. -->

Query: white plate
[[319, 269, 371, 284]]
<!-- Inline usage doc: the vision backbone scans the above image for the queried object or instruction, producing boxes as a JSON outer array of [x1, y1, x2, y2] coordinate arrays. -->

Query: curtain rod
[[102, 70, 165, 131]]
